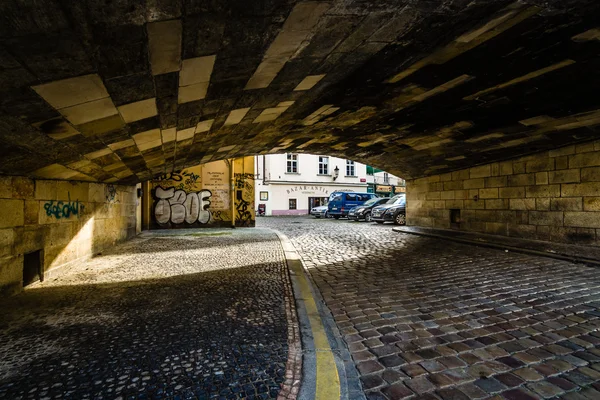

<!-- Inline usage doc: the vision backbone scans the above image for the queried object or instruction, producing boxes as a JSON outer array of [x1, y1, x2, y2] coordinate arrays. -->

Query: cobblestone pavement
[[0, 229, 294, 400], [258, 216, 600, 400]]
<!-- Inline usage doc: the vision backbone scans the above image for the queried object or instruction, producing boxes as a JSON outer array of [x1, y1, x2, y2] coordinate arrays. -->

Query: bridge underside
[[0, 0, 599, 182]]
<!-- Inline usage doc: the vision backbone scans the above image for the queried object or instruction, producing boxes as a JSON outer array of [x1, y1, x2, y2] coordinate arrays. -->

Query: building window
[[289, 199, 297, 210], [384, 172, 389, 184], [318, 156, 329, 175], [346, 160, 355, 176], [286, 153, 298, 173]]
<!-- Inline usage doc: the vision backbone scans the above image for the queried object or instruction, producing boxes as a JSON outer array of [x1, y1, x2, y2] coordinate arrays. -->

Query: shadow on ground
[[0, 233, 290, 400]]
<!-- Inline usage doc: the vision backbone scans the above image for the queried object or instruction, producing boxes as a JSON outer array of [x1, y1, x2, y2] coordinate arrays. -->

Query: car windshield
[[362, 198, 379, 207], [386, 195, 406, 205], [329, 193, 343, 202]]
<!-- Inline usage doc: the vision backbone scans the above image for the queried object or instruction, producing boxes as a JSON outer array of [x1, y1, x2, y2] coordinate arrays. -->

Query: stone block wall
[[0, 177, 138, 295], [406, 141, 600, 246], [147, 157, 255, 228]]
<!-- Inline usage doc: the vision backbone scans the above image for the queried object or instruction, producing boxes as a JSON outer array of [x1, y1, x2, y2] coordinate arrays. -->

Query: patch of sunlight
[[163, 232, 232, 237]]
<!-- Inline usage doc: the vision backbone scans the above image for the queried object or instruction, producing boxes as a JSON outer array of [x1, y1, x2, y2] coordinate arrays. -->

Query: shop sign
[[376, 185, 392, 193], [360, 178, 366, 182], [286, 185, 330, 195]]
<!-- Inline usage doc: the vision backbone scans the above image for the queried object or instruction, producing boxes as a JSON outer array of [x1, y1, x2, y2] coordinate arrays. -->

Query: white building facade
[[254, 153, 405, 216]]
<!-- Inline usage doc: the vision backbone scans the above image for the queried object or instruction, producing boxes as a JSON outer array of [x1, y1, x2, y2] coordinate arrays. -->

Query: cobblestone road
[[259, 216, 600, 400], [0, 229, 293, 400]]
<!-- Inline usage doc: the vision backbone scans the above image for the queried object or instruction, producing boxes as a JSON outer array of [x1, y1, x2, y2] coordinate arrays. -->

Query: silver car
[[310, 205, 329, 218]]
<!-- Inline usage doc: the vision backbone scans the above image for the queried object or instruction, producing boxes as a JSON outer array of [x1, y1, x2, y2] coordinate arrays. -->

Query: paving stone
[[498, 356, 526, 368], [495, 373, 525, 388], [526, 380, 564, 398], [513, 368, 544, 382], [532, 363, 558, 377], [366, 391, 388, 400], [357, 360, 385, 375], [0, 228, 293, 400], [258, 217, 600, 400], [437, 388, 470, 400], [381, 383, 414, 399], [379, 355, 406, 368], [360, 374, 386, 390], [402, 364, 428, 377], [456, 382, 488, 399], [354, 350, 378, 362], [382, 369, 408, 384], [564, 370, 595, 385], [546, 376, 577, 392], [405, 376, 435, 394], [501, 388, 540, 400], [439, 356, 468, 369], [420, 360, 446, 373], [474, 378, 506, 394], [428, 372, 455, 388], [580, 387, 600, 399]]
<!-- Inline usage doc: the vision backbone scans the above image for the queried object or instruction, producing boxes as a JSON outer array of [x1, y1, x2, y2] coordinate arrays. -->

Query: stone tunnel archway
[[0, 0, 598, 184], [1, 0, 600, 296]]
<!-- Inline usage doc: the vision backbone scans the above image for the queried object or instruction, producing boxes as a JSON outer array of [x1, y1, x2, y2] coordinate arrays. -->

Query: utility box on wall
[[144, 157, 255, 229]]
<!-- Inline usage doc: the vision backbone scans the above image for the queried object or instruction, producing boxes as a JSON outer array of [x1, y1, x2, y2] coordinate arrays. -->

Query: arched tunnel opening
[[1, 0, 600, 399]]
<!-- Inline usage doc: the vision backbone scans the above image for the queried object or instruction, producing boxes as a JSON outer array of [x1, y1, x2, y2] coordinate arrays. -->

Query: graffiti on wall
[[105, 184, 118, 203], [212, 210, 231, 222], [44, 193, 84, 219], [234, 173, 254, 227], [154, 186, 212, 225], [154, 170, 200, 192]]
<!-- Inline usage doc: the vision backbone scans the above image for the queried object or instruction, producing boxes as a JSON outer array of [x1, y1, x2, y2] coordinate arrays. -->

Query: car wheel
[[376, 221, 384, 224], [395, 212, 406, 225], [364, 212, 372, 222]]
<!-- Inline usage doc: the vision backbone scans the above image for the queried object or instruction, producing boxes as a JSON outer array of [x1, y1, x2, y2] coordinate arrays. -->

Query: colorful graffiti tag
[[154, 170, 200, 192], [43, 194, 84, 219], [154, 186, 212, 225]]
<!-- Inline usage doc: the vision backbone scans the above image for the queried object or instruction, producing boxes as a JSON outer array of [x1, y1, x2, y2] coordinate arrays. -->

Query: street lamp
[[333, 166, 339, 181]]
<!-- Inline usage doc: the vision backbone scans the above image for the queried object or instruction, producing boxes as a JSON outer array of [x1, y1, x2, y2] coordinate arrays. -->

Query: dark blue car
[[327, 191, 379, 219]]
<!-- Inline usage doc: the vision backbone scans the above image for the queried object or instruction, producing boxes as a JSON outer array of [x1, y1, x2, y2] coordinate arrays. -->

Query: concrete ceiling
[[0, 0, 599, 183]]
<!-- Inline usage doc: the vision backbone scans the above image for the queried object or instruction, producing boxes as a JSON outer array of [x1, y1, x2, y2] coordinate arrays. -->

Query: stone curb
[[393, 227, 600, 267], [272, 230, 304, 400], [270, 228, 366, 400]]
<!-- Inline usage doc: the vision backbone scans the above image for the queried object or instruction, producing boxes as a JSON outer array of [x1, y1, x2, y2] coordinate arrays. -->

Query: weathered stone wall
[[148, 157, 255, 228], [0, 178, 138, 295], [406, 141, 600, 246]]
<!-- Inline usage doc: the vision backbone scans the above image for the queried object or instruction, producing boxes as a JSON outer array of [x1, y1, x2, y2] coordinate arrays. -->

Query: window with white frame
[[286, 153, 298, 173], [346, 160, 355, 176], [384, 172, 389, 184], [318, 156, 329, 175]]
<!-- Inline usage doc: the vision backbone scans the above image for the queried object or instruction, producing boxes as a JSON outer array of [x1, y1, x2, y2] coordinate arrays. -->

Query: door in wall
[[308, 197, 329, 214]]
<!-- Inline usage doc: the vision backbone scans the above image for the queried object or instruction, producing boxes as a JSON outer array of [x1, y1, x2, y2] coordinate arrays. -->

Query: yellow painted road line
[[289, 260, 341, 400]]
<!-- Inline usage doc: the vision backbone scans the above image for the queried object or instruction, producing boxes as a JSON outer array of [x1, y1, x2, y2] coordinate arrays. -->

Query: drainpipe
[[230, 159, 236, 228], [262, 155, 268, 185], [142, 181, 151, 230]]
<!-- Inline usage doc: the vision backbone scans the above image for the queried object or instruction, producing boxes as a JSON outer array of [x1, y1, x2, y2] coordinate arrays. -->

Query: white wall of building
[[254, 153, 403, 216]]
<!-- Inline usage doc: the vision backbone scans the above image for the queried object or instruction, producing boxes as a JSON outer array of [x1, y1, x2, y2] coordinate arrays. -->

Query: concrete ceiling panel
[[118, 98, 159, 123], [32, 74, 110, 109], [0, 0, 598, 183]]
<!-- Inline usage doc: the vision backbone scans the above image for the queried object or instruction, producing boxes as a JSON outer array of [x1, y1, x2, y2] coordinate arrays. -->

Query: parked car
[[310, 205, 329, 218], [327, 191, 379, 219], [371, 194, 406, 225], [348, 197, 390, 222]]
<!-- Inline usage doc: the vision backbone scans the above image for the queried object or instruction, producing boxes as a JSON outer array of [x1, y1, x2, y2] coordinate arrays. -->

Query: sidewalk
[[393, 226, 600, 266]]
